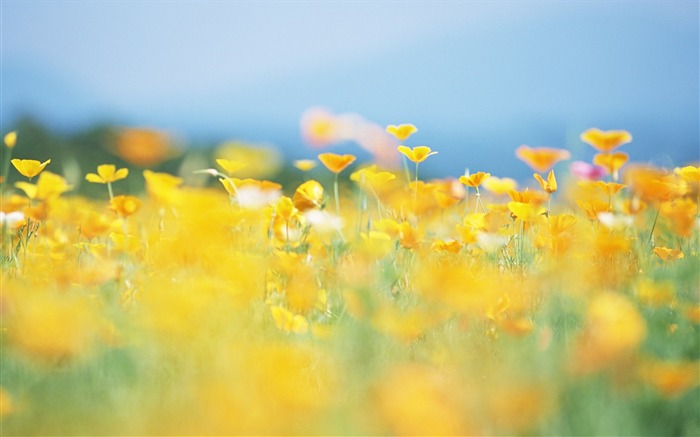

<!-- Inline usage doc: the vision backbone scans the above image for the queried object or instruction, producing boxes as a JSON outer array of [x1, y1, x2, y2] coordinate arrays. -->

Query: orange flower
[[459, 172, 490, 188], [109, 195, 142, 218], [397, 146, 437, 164], [318, 153, 356, 174], [593, 152, 629, 179], [114, 128, 175, 167], [386, 124, 418, 141], [515, 146, 570, 173], [533, 170, 557, 193], [580, 128, 632, 152], [653, 246, 684, 261], [591, 181, 627, 196]]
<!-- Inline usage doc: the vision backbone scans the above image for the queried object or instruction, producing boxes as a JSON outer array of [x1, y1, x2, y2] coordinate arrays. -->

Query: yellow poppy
[[653, 247, 684, 261], [4, 131, 17, 148], [109, 195, 142, 218], [386, 124, 418, 141], [216, 158, 246, 176], [292, 180, 324, 211], [533, 170, 557, 193], [293, 159, 317, 171], [317, 153, 356, 174], [85, 164, 129, 184], [482, 176, 517, 196], [459, 172, 491, 188], [593, 152, 629, 177], [397, 145, 437, 164], [11, 159, 50, 178], [580, 128, 632, 152], [515, 146, 570, 173]]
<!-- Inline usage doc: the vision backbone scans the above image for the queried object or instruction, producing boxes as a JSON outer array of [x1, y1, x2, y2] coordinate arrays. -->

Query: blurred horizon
[[2, 1, 698, 180]]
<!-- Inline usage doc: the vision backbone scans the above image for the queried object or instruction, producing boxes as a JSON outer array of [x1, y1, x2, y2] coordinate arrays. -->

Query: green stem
[[647, 207, 661, 247], [107, 181, 114, 201], [334, 173, 340, 216]]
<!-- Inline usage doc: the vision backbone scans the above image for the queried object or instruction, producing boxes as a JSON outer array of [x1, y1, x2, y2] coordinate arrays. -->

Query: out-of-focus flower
[[300, 107, 341, 147], [0, 211, 25, 228], [515, 146, 570, 173], [15, 171, 72, 201], [507, 201, 545, 221], [143, 170, 183, 206], [11, 159, 50, 179], [318, 153, 356, 174], [113, 127, 177, 167], [580, 128, 632, 152], [482, 176, 517, 195], [216, 158, 246, 177], [215, 141, 281, 178], [674, 165, 700, 183], [593, 152, 629, 180], [4, 131, 17, 148], [397, 146, 437, 164], [109, 195, 141, 218], [533, 170, 557, 193], [269, 305, 309, 334], [570, 160, 607, 181], [653, 246, 684, 261], [386, 124, 418, 141], [85, 164, 129, 184], [293, 159, 317, 172]]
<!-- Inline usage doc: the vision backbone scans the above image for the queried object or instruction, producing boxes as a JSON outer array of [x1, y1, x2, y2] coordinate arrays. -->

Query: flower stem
[[334, 173, 340, 216]]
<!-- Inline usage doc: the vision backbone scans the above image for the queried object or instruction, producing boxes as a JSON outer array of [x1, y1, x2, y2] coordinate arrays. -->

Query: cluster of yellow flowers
[[0, 125, 698, 435]]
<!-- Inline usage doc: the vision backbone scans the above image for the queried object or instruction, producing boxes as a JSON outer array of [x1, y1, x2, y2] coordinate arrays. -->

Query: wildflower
[[215, 142, 281, 178], [0, 211, 25, 228], [85, 164, 129, 184], [3, 131, 17, 148], [638, 359, 700, 398], [459, 171, 490, 188], [515, 146, 570, 173], [386, 124, 418, 141], [593, 152, 629, 180], [15, 171, 72, 201], [143, 170, 183, 206], [109, 195, 142, 218], [293, 159, 317, 172], [396, 145, 437, 164], [301, 107, 340, 147], [533, 170, 557, 193], [11, 159, 50, 179], [269, 305, 309, 334], [570, 160, 607, 181], [292, 180, 324, 211], [674, 165, 700, 183], [580, 128, 632, 152], [482, 176, 517, 196], [317, 153, 356, 174], [653, 246, 684, 261], [216, 158, 246, 177], [508, 201, 545, 222], [114, 127, 175, 167]]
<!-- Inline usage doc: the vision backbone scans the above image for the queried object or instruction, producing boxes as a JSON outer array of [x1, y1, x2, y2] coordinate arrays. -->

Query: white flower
[[236, 186, 281, 209], [303, 210, 343, 233], [0, 211, 25, 227], [598, 212, 633, 230], [476, 232, 507, 253]]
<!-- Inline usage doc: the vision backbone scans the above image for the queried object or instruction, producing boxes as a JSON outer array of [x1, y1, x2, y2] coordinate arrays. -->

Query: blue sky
[[2, 1, 698, 178]]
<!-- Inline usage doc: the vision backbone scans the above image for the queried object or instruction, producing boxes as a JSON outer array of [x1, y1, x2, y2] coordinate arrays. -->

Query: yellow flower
[[397, 145, 437, 164], [482, 176, 518, 196], [293, 159, 317, 171], [15, 171, 72, 200], [143, 170, 183, 205], [533, 170, 557, 193], [11, 159, 50, 178], [318, 153, 356, 174], [386, 124, 418, 141], [216, 158, 246, 176], [4, 131, 17, 148], [580, 128, 632, 152], [515, 146, 570, 173], [507, 201, 545, 221], [592, 181, 627, 196], [292, 180, 324, 211], [459, 172, 490, 188], [109, 195, 142, 218], [85, 164, 129, 184], [674, 165, 700, 183], [269, 305, 309, 334]]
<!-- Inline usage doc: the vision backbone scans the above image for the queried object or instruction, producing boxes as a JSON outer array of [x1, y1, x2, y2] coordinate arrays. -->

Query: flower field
[[0, 123, 698, 436]]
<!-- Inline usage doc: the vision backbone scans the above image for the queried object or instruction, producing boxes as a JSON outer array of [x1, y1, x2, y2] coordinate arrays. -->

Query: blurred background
[[2, 0, 698, 185]]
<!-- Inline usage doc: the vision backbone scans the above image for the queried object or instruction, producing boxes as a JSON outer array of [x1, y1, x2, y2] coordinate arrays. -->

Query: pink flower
[[570, 160, 607, 181]]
